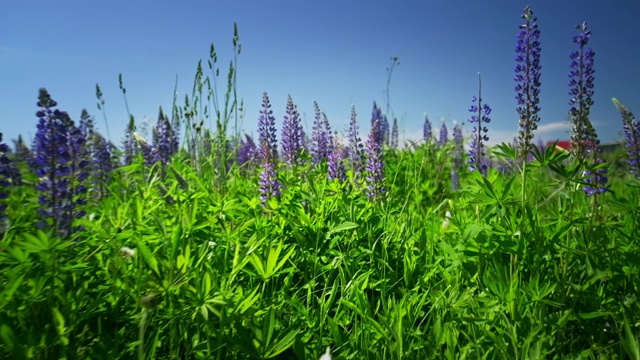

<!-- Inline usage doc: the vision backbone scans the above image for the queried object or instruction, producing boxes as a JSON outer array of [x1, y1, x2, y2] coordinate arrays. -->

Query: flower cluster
[[122, 117, 137, 166], [371, 102, 387, 146], [423, 115, 432, 143], [390, 118, 399, 148], [237, 134, 257, 168], [0, 132, 13, 222], [258, 92, 281, 207], [438, 122, 448, 147], [310, 102, 333, 165], [567, 22, 608, 196], [328, 139, 346, 182], [258, 92, 278, 163], [152, 108, 179, 169], [365, 119, 385, 200], [468, 74, 491, 176], [568, 22, 596, 161], [515, 5, 542, 159], [347, 105, 365, 182], [32, 88, 88, 237], [281, 95, 304, 167], [451, 123, 464, 191], [613, 98, 640, 179]]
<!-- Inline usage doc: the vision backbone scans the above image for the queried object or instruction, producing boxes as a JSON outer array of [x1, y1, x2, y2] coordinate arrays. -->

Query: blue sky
[[1, 0, 638, 149]]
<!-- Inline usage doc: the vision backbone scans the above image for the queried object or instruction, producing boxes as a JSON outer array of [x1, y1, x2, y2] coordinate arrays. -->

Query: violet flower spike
[[347, 105, 365, 182], [257, 92, 278, 162], [451, 123, 464, 191], [281, 95, 303, 167], [423, 114, 432, 143], [365, 120, 385, 200], [467, 74, 491, 177], [0, 132, 13, 222], [390, 118, 399, 148], [568, 22, 596, 161], [310, 102, 332, 165], [328, 138, 346, 182], [438, 122, 448, 147], [515, 5, 542, 159], [613, 98, 640, 179]]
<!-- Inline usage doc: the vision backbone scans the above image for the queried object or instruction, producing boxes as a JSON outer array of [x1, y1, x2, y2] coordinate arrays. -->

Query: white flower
[[208, 241, 217, 248], [442, 211, 452, 229], [319, 346, 331, 360], [120, 246, 136, 261]]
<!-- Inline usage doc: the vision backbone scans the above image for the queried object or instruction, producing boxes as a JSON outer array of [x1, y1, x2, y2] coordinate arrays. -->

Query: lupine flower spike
[[515, 5, 542, 160], [451, 123, 464, 191], [281, 95, 304, 167], [468, 73, 492, 176], [365, 119, 385, 200], [438, 122, 448, 147], [612, 98, 640, 179], [423, 114, 432, 143], [568, 22, 608, 196], [310, 102, 332, 165], [0, 132, 13, 223], [347, 105, 365, 183], [33, 88, 88, 237], [257, 92, 281, 207]]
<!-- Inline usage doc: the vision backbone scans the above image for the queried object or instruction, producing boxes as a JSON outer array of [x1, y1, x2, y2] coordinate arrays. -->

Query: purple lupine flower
[[451, 123, 464, 191], [310, 102, 332, 165], [258, 158, 281, 207], [438, 122, 448, 147], [515, 6, 542, 159], [371, 102, 385, 146], [11, 135, 32, 165], [423, 114, 433, 143], [281, 95, 304, 167], [258, 92, 278, 162], [257, 94, 281, 207], [122, 117, 136, 166], [365, 120, 385, 200], [237, 134, 257, 168], [613, 98, 640, 178], [347, 105, 365, 182], [33, 89, 88, 238], [390, 118, 399, 148], [468, 74, 491, 176], [152, 110, 178, 169], [568, 22, 596, 161], [328, 137, 346, 182], [89, 132, 114, 199], [0, 132, 13, 222], [568, 22, 608, 196]]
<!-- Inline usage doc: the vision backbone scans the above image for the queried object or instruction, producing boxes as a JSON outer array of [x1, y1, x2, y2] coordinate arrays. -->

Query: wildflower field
[[1, 6, 640, 360]]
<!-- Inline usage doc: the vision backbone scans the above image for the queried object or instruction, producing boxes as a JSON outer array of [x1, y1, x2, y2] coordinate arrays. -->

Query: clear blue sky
[[1, 0, 638, 149]]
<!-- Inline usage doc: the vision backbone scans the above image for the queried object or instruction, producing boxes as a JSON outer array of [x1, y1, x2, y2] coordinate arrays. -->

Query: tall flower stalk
[[257, 92, 281, 207], [281, 95, 303, 167], [568, 22, 607, 198], [347, 105, 365, 183], [613, 98, 640, 179], [515, 5, 542, 160], [365, 119, 385, 200], [0, 132, 13, 225], [438, 122, 448, 147], [451, 123, 464, 191], [423, 114, 432, 143], [310, 102, 333, 166], [467, 74, 491, 176], [33, 88, 88, 238]]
